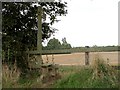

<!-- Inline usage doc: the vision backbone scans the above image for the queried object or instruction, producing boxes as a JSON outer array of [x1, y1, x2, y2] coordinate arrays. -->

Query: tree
[[61, 43, 71, 49], [46, 38, 61, 50], [2, 2, 67, 50], [61, 37, 71, 49], [2, 2, 68, 69]]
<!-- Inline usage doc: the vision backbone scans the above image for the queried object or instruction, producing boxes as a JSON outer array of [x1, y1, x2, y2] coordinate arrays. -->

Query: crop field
[[42, 51, 119, 66]]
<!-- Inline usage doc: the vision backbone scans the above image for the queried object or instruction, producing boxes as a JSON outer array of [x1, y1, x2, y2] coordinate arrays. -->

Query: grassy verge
[[2, 58, 119, 88], [52, 58, 119, 88], [53, 67, 93, 88], [53, 68, 118, 88]]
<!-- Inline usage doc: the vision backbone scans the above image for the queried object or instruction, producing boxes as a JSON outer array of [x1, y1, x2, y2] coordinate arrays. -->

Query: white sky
[[43, 0, 119, 47]]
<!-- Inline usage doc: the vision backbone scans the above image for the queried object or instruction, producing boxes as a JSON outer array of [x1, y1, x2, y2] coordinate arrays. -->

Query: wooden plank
[[26, 47, 119, 55]]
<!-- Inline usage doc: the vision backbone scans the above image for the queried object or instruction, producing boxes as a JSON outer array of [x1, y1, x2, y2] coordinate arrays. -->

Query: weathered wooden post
[[85, 46, 89, 65], [35, 6, 43, 67]]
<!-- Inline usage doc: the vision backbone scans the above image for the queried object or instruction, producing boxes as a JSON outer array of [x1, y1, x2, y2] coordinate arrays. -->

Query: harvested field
[[42, 51, 119, 66]]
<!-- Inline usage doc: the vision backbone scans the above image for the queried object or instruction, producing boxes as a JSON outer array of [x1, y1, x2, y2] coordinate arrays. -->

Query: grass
[[53, 68, 118, 88], [2, 57, 119, 88], [52, 57, 119, 88], [53, 67, 93, 88]]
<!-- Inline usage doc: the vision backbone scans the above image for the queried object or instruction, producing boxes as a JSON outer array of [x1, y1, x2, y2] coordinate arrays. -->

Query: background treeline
[[72, 45, 120, 52], [42, 37, 72, 50], [42, 37, 120, 52]]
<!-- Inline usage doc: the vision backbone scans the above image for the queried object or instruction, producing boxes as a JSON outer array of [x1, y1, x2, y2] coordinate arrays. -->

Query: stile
[[28, 6, 43, 68]]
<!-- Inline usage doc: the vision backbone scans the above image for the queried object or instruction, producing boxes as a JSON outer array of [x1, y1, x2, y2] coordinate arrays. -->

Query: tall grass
[[89, 55, 118, 88], [2, 55, 118, 88], [53, 67, 93, 88], [53, 56, 118, 88], [2, 63, 42, 88], [2, 63, 21, 88]]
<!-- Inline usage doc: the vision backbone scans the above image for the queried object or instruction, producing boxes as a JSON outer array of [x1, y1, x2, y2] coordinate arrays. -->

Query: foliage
[[53, 67, 93, 88], [44, 37, 72, 50], [73, 46, 120, 52], [61, 43, 71, 49], [46, 38, 62, 50], [61, 37, 71, 49], [2, 2, 68, 69], [2, 64, 119, 88], [53, 58, 118, 88]]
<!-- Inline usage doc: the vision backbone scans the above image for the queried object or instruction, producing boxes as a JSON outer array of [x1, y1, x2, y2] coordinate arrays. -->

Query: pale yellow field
[[42, 52, 119, 66]]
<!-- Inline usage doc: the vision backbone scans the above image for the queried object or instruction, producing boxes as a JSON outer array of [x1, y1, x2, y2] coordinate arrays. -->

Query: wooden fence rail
[[26, 47, 120, 54]]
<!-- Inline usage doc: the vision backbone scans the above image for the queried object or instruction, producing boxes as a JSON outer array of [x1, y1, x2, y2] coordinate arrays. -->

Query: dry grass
[[2, 63, 21, 88]]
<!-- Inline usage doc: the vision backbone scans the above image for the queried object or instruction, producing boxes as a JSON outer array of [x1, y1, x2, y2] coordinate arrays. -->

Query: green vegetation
[[43, 37, 72, 50], [53, 58, 119, 88], [2, 63, 41, 88], [61, 37, 71, 49], [2, 2, 68, 70], [45, 38, 62, 50], [73, 45, 120, 52], [2, 57, 119, 88], [53, 67, 93, 88], [2, 2, 119, 89]]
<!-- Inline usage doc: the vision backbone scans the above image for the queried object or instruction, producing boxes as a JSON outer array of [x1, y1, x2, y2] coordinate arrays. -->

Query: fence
[[27, 6, 120, 68], [27, 46, 119, 68]]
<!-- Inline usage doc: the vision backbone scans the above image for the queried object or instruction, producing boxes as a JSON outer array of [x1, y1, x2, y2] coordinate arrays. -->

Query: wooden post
[[37, 6, 42, 51], [52, 54, 54, 64], [46, 55, 49, 63], [35, 6, 43, 67], [85, 46, 89, 65]]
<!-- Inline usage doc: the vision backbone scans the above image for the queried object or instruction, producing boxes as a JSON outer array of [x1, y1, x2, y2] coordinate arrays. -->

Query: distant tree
[[61, 37, 71, 49], [93, 45, 97, 47], [62, 43, 71, 49], [46, 38, 62, 50], [62, 37, 67, 44]]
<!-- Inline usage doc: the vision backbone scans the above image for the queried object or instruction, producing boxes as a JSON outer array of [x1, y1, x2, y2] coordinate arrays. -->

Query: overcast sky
[[43, 0, 119, 47]]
